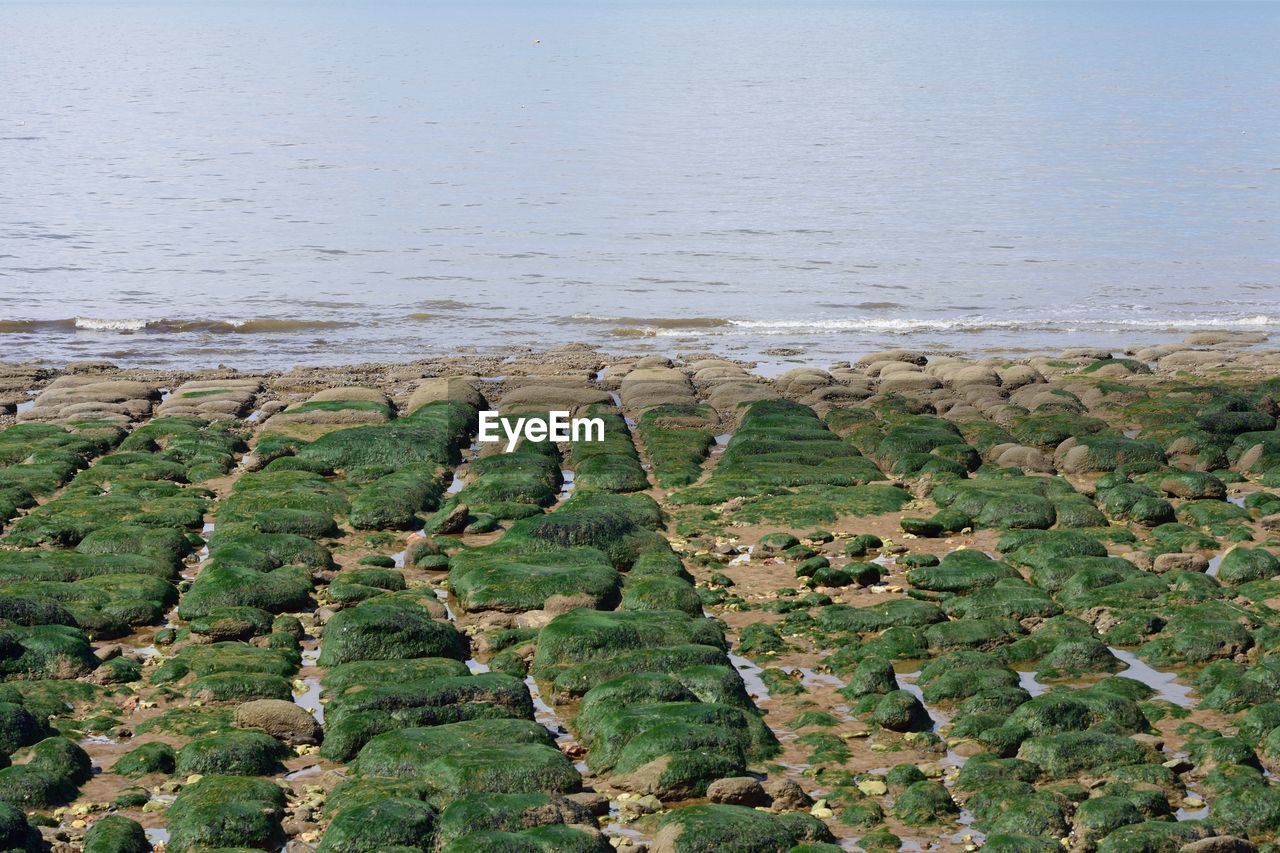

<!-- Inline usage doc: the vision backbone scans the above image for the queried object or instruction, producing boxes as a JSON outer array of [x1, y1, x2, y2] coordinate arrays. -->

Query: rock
[[1122, 551, 1155, 571], [565, 792, 611, 816], [857, 779, 888, 796], [1185, 331, 1268, 346], [234, 699, 324, 745], [993, 444, 1055, 474], [947, 365, 1002, 388], [893, 780, 958, 825], [94, 645, 122, 662], [427, 502, 471, 535], [1181, 837, 1260, 853], [856, 350, 928, 367], [705, 777, 769, 807], [405, 377, 485, 411], [764, 779, 812, 811], [1152, 553, 1210, 574], [997, 364, 1044, 390], [1260, 513, 1280, 532], [1218, 548, 1280, 586], [879, 373, 942, 394], [873, 690, 932, 732]]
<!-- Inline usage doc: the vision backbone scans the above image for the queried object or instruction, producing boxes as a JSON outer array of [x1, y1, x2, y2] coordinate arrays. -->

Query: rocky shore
[[3, 331, 1280, 852]]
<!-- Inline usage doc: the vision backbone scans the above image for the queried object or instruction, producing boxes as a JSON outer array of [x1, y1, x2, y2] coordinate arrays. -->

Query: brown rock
[[234, 699, 323, 745], [1152, 553, 1209, 574], [94, 644, 122, 662], [1181, 837, 1259, 853], [764, 778, 813, 811], [564, 792, 610, 816], [705, 776, 770, 807], [431, 502, 471, 534]]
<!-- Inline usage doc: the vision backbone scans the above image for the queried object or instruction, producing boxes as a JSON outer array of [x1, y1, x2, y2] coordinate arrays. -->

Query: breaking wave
[[0, 318, 352, 334], [699, 315, 1279, 336]]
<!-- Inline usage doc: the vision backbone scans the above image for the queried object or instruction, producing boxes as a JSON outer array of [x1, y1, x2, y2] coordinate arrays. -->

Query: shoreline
[[0, 317, 1275, 374], [2, 328, 1276, 425]]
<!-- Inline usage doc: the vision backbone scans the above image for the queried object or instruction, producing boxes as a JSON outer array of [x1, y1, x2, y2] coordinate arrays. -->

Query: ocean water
[[2, 0, 1277, 369]]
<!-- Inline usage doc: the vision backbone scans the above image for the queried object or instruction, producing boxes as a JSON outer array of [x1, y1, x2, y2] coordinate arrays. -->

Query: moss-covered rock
[[352, 720, 579, 802], [815, 599, 944, 633], [0, 736, 91, 807], [82, 814, 149, 853], [166, 774, 286, 852], [652, 804, 807, 852], [318, 599, 466, 665], [0, 624, 98, 679], [1218, 546, 1280, 586], [581, 701, 777, 798], [179, 563, 313, 619], [175, 729, 288, 776], [907, 550, 1021, 594], [892, 780, 958, 825], [317, 797, 439, 853], [436, 793, 596, 847], [0, 801, 42, 852], [448, 546, 621, 613], [873, 690, 931, 732], [1017, 731, 1157, 778], [321, 657, 470, 695], [111, 741, 176, 777]]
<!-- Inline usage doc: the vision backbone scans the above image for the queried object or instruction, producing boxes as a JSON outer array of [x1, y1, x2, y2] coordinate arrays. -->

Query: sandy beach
[[3, 332, 1280, 851]]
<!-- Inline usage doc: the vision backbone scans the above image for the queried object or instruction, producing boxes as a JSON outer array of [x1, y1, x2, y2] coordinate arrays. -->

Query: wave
[[720, 315, 1279, 335], [0, 319, 78, 333], [561, 314, 733, 329], [562, 313, 1280, 337], [0, 318, 352, 334]]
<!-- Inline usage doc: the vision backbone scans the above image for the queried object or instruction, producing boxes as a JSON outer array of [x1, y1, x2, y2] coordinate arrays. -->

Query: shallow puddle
[[525, 676, 575, 744], [195, 521, 215, 563], [284, 764, 322, 781], [293, 676, 324, 724], [559, 469, 576, 495], [1109, 647, 1195, 708], [434, 588, 458, 622], [1016, 668, 1049, 697], [779, 665, 846, 690], [1207, 554, 1223, 577], [728, 652, 771, 702]]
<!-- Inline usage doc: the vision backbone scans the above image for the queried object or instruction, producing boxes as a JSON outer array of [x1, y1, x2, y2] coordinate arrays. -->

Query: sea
[[2, 0, 1277, 369]]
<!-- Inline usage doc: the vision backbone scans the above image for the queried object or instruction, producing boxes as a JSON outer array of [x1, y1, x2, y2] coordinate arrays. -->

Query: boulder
[[235, 699, 323, 745], [706, 776, 770, 807]]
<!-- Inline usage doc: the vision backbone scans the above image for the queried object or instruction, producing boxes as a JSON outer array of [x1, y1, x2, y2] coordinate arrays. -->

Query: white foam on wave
[[69, 317, 350, 334], [703, 314, 1280, 336], [74, 317, 149, 331]]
